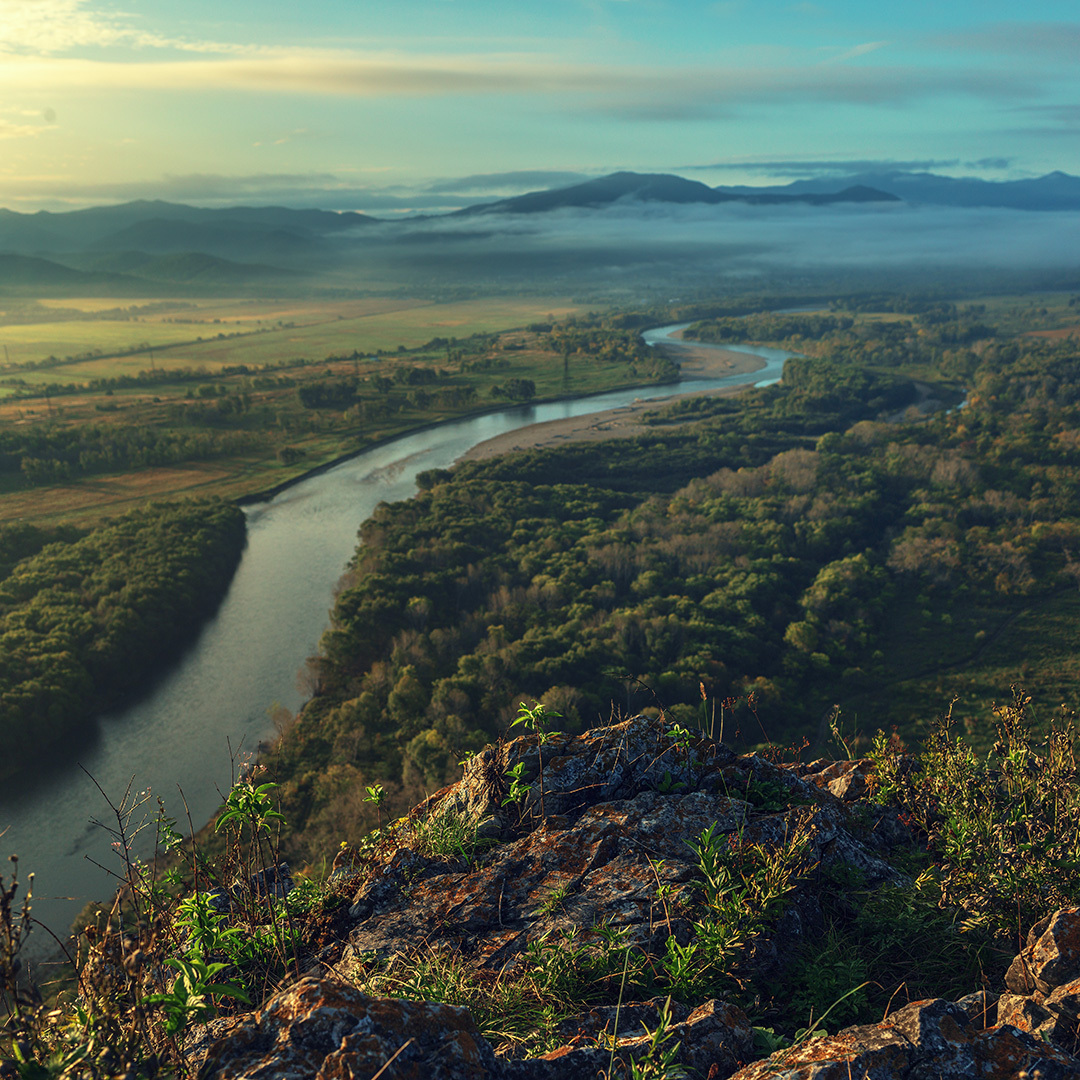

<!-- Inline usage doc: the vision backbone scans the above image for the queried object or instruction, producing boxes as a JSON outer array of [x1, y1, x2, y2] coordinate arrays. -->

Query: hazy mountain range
[[0, 169, 1076, 295]]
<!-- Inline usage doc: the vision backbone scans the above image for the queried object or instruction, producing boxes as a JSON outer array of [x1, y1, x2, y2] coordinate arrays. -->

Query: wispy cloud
[[0, 0, 252, 56], [0, 51, 1039, 120], [926, 22, 1080, 61], [821, 41, 889, 66], [426, 170, 591, 193], [681, 158, 1014, 176]]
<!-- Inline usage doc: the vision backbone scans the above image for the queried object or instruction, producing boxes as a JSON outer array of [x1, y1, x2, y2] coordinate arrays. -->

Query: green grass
[[0, 296, 583, 388]]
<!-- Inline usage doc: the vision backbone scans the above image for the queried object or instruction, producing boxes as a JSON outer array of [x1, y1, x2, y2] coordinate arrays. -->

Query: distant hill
[[453, 172, 900, 215], [70, 250, 298, 284], [0, 201, 374, 262], [0, 253, 142, 293], [719, 170, 1080, 211]]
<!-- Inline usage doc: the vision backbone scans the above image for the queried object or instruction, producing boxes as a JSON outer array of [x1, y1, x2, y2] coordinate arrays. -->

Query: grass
[[0, 295, 583, 388]]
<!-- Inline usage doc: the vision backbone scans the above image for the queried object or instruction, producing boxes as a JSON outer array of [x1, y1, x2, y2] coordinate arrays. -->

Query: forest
[[0, 500, 245, 779], [260, 301, 1080, 862]]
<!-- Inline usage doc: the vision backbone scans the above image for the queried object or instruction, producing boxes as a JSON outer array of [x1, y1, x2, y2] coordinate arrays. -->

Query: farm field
[[0, 299, 673, 524], [0, 296, 584, 391]]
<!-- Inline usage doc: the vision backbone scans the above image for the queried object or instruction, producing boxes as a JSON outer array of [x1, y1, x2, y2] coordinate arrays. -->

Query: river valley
[[1, 325, 797, 951]]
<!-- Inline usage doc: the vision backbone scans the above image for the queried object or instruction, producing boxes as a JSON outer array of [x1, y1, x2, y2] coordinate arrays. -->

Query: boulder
[[1004, 907, 1080, 996], [729, 997, 1080, 1079], [345, 717, 903, 977], [196, 976, 500, 1080]]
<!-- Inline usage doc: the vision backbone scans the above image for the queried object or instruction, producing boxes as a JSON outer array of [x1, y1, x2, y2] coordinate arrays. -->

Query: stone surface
[[729, 997, 1080, 1080], [196, 976, 501, 1080], [345, 717, 902, 978], [1004, 906, 1080, 996], [193, 718, 1080, 1079]]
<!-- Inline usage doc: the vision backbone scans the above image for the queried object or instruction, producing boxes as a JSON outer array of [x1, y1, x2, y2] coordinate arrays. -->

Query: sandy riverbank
[[462, 338, 766, 462]]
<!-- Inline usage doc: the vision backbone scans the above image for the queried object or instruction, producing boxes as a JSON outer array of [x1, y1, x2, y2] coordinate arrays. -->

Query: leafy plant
[[142, 954, 250, 1037], [870, 690, 1080, 934], [510, 700, 562, 820]]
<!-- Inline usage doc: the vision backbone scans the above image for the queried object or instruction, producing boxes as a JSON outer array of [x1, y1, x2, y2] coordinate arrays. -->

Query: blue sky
[[0, 0, 1077, 211]]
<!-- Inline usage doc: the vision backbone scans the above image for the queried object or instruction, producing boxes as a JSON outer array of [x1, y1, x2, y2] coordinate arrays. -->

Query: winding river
[[1, 325, 797, 951]]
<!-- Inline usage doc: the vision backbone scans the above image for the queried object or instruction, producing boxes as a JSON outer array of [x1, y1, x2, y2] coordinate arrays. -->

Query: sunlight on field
[[0, 296, 582, 383]]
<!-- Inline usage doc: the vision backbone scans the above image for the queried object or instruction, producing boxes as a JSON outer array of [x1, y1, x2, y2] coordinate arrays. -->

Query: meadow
[[0, 296, 583, 390]]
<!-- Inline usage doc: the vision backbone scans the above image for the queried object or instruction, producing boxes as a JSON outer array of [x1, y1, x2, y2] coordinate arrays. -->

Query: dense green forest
[[0, 500, 245, 778], [263, 304, 1080, 862]]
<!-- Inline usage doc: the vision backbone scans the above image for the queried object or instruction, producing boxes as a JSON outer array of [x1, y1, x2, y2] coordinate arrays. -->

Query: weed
[[409, 805, 494, 868], [743, 778, 790, 813], [510, 700, 561, 820], [364, 783, 386, 830], [537, 881, 573, 916], [870, 689, 1080, 935], [502, 760, 530, 809]]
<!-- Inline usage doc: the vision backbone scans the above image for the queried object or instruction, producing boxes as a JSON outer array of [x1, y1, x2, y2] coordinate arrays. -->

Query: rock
[[196, 976, 501, 1080], [797, 759, 873, 802], [953, 990, 997, 1029], [344, 717, 902, 979], [194, 978, 758, 1080], [729, 997, 1080, 1079], [1046, 976, 1080, 1021], [1004, 907, 1080, 995], [530, 996, 753, 1080]]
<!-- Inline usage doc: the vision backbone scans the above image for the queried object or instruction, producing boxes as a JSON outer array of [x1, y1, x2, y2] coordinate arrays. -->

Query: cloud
[[0, 51, 1039, 120], [0, 170, 499, 212], [0, 0, 253, 56], [426, 170, 591, 194], [679, 158, 1014, 176], [365, 201, 1080, 286], [821, 41, 889, 65], [927, 22, 1080, 62]]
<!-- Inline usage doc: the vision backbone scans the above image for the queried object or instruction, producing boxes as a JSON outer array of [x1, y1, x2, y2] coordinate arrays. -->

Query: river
[[0, 324, 798, 951]]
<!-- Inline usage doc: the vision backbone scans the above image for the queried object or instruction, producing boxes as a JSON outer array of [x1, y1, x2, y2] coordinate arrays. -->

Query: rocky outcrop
[[344, 717, 902, 976], [195, 716, 1080, 1080], [729, 998, 1080, 1080], [196, 977, 755, 1079]]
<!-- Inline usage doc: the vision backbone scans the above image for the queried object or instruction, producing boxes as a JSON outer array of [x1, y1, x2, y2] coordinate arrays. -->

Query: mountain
[[0, 201, 375, 261], [70, 250, 299, 284], [453, 171, 900, 215], [0, 253, 143, 293], [719, 170, 1080, 211]]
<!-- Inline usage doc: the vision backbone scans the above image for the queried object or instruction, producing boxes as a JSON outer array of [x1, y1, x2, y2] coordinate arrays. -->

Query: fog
[[334, 201, 1080, 296]]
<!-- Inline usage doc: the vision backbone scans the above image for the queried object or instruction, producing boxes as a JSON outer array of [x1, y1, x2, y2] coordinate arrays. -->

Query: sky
[[1, 0, 1078, 213]]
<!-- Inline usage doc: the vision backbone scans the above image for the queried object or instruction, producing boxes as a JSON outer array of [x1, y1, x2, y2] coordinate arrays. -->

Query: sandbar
[[461, 338, 766, 462]]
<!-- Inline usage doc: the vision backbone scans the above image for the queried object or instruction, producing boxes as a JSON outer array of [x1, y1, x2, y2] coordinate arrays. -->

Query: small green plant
[[410, 806, 493, 867], [537, 881, 572, 915], [654, 770, 687, 795], [142, 954, 250, 1036], [364, 783, 387, 830], [828, 706, 859, 761], [502, 760, 530, 808], [679, 816, 813, 996], [510, 700, 561, 819], [743, 778, 790, 813], [869, 690, 1080, 934], [666, 724, 694, 754], [625, 997, 686, 1080]]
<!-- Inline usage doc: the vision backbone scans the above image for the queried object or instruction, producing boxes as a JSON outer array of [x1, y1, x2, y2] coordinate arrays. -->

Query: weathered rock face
[[194, 976, 755, 1080], [729, 998, 1080, 1080], [345, 717, 902, 977], [1005, 907, 1080, 996], [196, 976, 500, 1080], [194, 716, 1080, 1080]]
